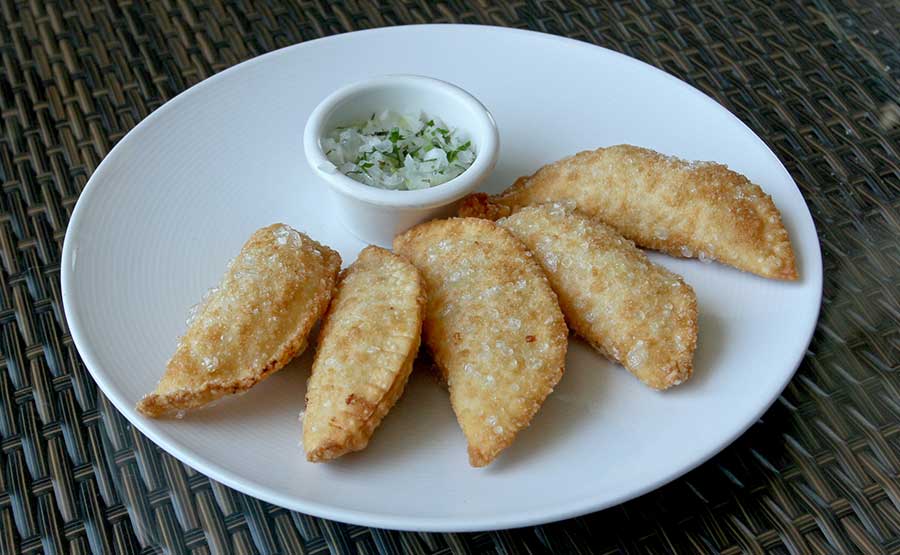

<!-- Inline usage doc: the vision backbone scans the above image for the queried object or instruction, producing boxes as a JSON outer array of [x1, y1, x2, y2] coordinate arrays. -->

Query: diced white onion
[[322, 110, 476, 190]]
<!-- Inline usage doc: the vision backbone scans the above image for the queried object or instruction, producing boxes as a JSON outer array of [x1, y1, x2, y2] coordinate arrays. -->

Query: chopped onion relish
[[322, 110, 476, 190]]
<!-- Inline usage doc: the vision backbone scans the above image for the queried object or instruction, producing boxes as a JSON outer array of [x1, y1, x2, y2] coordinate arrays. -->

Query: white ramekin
[[303, 75, 500, 246]]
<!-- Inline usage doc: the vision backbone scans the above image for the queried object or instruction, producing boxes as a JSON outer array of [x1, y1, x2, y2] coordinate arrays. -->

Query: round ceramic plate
[[61, 25, 822, 532]]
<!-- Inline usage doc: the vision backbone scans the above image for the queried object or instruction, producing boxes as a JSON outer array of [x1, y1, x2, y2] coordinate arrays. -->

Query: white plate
[[61, 25, 822, 532]]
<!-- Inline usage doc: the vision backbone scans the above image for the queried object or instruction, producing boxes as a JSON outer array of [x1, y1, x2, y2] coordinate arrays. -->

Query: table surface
[[1, 1, 897, 554]]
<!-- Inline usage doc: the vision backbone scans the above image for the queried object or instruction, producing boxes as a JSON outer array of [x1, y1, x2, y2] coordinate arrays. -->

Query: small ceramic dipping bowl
[[303, 75, 500, 247]]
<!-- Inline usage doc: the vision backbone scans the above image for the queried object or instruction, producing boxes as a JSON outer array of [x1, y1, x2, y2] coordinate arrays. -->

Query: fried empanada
[[394, 218, 568, 467], [303, 246, 426, 462], [460, 144, 797, 280], [137, 224, 341, 417], [497, 204, 698, 389]]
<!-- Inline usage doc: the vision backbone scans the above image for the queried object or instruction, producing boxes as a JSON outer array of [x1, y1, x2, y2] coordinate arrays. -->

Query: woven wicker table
[[1, 1, 898, 553]]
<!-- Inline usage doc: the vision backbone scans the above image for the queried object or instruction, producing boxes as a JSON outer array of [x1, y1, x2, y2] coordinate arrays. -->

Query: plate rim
[[60, 23, 823, 532]]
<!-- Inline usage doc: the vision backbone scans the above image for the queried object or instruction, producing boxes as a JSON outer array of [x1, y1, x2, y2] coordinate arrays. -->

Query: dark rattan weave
[[1, 1, 898, 553]]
